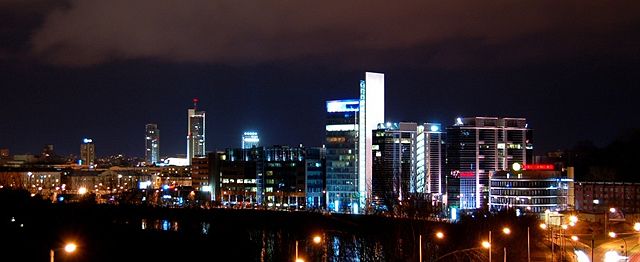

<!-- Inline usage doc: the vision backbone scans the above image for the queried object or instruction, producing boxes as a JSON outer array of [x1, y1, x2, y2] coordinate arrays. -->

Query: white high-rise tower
[[357, 72, 384, 213], [187, 98, 206, 165]]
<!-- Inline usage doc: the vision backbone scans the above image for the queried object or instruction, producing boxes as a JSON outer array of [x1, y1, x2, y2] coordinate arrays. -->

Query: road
[[556, 234, 640, 262]]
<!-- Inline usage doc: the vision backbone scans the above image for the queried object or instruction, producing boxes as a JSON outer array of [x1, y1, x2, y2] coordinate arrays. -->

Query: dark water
[[133, 217, 411, 261]]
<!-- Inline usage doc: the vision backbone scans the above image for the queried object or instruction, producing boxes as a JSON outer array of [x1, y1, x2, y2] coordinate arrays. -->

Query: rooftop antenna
[[193, 98, 199, 110]]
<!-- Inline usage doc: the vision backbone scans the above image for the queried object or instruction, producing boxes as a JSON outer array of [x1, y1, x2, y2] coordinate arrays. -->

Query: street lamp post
[[489, 230, 492, 262], [502, 227, 510, 262], [609, 231, 629, 257], [419, 234, 422, 262], [527, 226, 530, 262], [50, 243, 77, 262]]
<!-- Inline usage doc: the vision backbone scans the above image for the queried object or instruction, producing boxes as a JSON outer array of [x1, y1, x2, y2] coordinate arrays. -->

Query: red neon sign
[[459, 171, 475, 178], [523, 164, 554, 170]]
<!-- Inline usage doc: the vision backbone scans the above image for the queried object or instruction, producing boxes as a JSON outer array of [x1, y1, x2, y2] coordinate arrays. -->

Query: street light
[[501, 227, 510, 262], [313, 235, 322, 244], [50, 242, 77, 262], [297, 234, 326, 262], [435, 231, 444, 239], [634, 222, 640, 232], [64, 243, 77, 253], [571, 235, 579, 241], [608, 231, 628, 257]]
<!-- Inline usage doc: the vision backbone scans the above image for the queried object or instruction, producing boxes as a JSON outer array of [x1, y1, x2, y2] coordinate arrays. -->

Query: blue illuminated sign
[[326, 99, 359, 112]]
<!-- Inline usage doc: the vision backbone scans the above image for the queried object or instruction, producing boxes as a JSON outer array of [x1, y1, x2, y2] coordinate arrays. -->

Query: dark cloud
[[27, 0, 640, 67]]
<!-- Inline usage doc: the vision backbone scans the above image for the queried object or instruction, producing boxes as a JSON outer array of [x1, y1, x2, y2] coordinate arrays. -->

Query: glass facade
[[489, 170, 571, 214], [145, 124, 160, 164], [371, 123, 415, 211], [187, 105, 206, 164], [446, 117, 532, 211], [325, 99, 359, 213], [242, 131, 260, 149]]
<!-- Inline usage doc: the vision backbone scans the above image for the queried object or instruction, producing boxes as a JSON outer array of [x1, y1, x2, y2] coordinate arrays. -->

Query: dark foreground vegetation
[[1, 189, 540, 261]]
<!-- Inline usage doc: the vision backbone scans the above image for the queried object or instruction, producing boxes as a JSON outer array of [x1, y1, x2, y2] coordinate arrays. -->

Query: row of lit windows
[[491, 189, 561, 196], [491, 198, 560, 205], [578, 187, 640, 192], [221, 187, 257, 192], [491, 181, 557, 188], [221, 178, 257, 184]]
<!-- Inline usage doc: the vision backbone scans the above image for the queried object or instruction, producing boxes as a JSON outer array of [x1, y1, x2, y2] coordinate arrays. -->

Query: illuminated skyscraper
[[372, 122, 416, 209], [145, 124, 160, 164], [446, 117, 533, 211], [187, 98, 206, 165], [325, 72, 385, 214], [358, 72, 385, 212], [242, 131, 260, 149], [80, 138, 95, 166], [325, 99, 360, 213], [415, 123, 445, 197]]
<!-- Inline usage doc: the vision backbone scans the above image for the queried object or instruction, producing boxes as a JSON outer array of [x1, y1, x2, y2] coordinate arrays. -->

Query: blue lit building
[[325, 99, 360, 213], [305, 147, 326, 209], [145, 124, 160, 164], [372, 122, 416, 210], [210, 145, 312, 209], [446, 117, 533, 211], [242, 131, 260, 149]]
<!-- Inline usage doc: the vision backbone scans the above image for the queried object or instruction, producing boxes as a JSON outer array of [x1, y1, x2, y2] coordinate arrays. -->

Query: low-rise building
[[489, 165, 572, 215]]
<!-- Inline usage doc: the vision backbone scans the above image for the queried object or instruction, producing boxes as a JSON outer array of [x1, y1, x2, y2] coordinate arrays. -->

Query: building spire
[[193, 98, 199, 110]]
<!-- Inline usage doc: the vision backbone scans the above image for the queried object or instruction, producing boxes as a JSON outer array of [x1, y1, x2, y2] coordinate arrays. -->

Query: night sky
[[1, 1, 639, 157]]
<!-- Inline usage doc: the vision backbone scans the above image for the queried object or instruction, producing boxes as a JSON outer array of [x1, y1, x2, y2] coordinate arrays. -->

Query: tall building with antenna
[[187, 98, 206, 165]]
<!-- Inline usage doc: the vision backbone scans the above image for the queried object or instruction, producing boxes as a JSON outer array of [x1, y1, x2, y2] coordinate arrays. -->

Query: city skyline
[[1, 1, 639, 158]]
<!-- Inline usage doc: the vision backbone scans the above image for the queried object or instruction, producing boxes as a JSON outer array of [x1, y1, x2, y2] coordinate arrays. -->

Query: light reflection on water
[[140, 218, 180, 232], [137, 218, 402, 261]]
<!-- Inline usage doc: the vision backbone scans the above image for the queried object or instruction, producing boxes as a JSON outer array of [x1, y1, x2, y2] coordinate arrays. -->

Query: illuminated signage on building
[[523, 164, 555, 170], [326, 99, 360, 112]]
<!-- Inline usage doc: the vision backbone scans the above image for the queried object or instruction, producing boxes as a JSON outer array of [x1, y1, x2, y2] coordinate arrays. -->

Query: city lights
[[569, 215, 578, 223], [0, 1, 636, 261], [64, 243, 77, 253], [571, 235, 579, 241]]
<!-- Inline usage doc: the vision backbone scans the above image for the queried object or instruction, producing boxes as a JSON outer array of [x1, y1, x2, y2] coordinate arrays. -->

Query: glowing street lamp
[[571, 235, 579, 241], [569, 215, 578, 223], [502, 227, 511, 235], [540, 223, 547, 230], [482, 241, 491, 249], [435, 232, 444, 239], [313, 235, 322, 244], [50, 242, 77, 262], [610, 207, 617, 213], [634, 222, 640, 232], [609, 232, 617, 238]]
